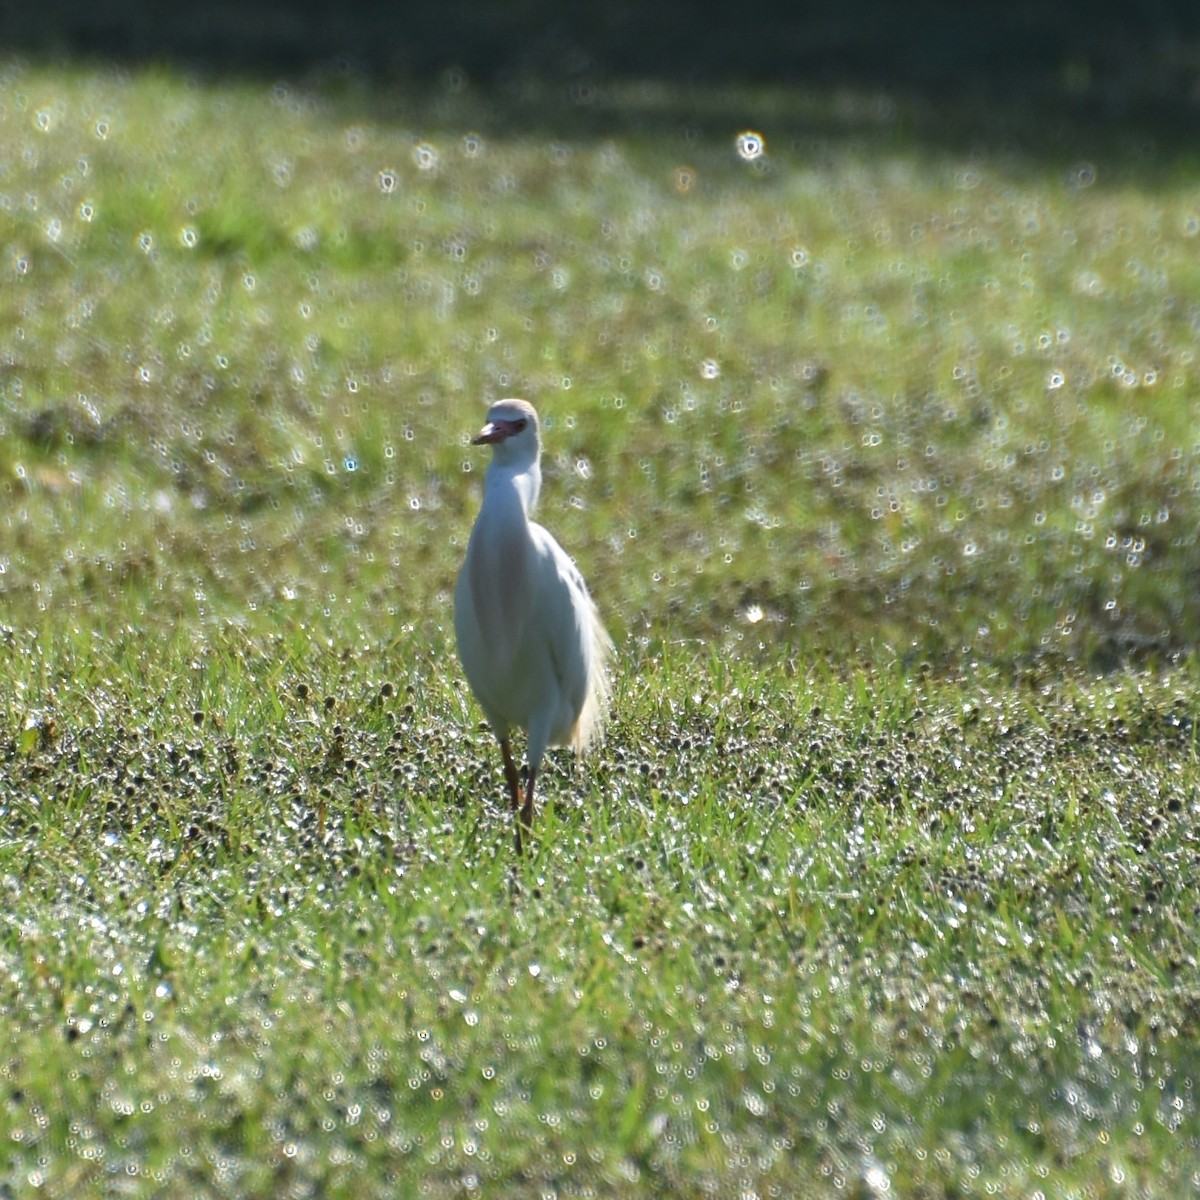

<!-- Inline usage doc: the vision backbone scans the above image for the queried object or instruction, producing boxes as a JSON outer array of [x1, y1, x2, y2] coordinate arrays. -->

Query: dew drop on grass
[[735, 131, 765, 161], [1070, 162, 1097, 188], [413, 143, 439, 172]]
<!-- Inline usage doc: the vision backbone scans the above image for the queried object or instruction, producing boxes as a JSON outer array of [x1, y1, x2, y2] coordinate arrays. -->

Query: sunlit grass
[[3, 628, 1199, 1196], [0, 60, 1198, 1197]]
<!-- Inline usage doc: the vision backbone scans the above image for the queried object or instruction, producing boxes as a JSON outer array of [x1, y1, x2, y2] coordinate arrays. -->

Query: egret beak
[[472, 418, 521, 445]]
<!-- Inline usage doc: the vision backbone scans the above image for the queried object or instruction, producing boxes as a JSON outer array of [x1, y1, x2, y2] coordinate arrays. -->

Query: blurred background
[[5, 1, 1200, 151], [4, 1, 1200, 667]]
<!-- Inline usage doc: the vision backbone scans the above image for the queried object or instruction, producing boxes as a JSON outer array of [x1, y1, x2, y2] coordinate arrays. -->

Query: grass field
[[1, 59, 1199, 1197]]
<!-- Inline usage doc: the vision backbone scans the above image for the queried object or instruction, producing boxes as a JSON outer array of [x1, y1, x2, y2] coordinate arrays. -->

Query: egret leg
[[499, 738, 526, 855], [521, 767, 537, 836], [499, 738, 521, 812]]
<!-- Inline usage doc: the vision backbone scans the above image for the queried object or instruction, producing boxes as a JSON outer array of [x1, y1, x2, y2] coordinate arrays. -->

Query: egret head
[[471, 398, 541, 467]]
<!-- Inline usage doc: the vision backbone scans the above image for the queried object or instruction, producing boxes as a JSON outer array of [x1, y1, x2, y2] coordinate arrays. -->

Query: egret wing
[[529, 523, 612, 753]]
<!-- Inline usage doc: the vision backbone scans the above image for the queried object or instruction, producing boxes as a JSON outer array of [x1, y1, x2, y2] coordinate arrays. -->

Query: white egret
[[455, 399, 612, 853]]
